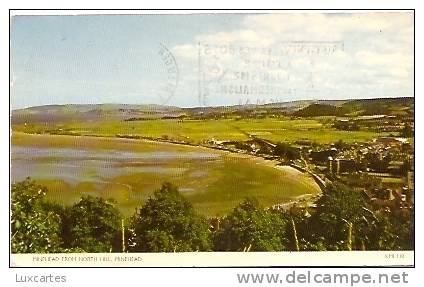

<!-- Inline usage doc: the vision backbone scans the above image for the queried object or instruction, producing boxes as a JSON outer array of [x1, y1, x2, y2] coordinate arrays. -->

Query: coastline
[[11, 131, 322, 211]]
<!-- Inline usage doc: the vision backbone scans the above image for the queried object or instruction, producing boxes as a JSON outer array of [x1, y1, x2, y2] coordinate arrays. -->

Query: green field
[[13, 117, 389, 144], [11, 132, 321, 217]]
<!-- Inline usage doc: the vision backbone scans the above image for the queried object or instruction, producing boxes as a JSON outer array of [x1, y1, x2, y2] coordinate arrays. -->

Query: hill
[[341, 97, 414, 116], [11, 104, 183, 124], [11, 97, 414, 124], [293, 104, 348, 117]]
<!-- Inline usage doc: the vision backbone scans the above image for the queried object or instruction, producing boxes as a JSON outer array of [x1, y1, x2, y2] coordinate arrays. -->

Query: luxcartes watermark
[[15, 273, 66, 283]]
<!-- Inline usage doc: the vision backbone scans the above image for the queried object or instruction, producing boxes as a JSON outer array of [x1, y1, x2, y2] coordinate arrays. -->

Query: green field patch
[[12, 115, 388, 144]]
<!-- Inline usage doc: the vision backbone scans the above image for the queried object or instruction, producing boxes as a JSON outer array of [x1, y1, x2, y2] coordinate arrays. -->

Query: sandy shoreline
[[12, 131, 322, 192]]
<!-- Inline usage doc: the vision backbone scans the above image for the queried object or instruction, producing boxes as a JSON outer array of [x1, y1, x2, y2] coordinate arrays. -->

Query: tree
[[214, 198, 288, 251], [11, 178, 63, 253], [274, 142, 300, 160], [366, 210, 414, 250], [333, 139, 347, 150], [307, 181, 414, 250], [128, 183, 212, 252], [294, 104, 348, 117], [333, 120, 360, 131], [308, 182, 373, 250], [67, 196, 121, 252], [400, 123, 413, 138], [364, 153, 391, 172]]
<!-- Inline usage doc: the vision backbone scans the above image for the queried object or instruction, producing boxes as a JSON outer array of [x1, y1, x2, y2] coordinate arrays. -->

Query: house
[[310, 148, 338, 163]]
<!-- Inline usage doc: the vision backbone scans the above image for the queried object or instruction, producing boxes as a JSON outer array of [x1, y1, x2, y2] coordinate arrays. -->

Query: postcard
[[9, 10, 414, 267]]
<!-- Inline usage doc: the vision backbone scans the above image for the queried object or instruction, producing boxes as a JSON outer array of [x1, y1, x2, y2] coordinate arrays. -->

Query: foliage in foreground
[[303, 183, 413, 251], [11, 178, 63, 253], [11, 178, 122, 253], [214, 198, 287, 251], [11, 179, 413, 253], [65, 196, 121, 252], [128, 182, 212, 252]]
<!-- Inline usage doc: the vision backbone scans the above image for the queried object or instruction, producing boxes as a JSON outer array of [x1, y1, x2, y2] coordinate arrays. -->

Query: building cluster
[[305, 136, 414, 213]]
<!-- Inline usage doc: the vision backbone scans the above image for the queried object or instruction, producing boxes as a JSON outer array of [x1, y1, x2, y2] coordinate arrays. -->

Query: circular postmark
[[156, 43, 179, 106]]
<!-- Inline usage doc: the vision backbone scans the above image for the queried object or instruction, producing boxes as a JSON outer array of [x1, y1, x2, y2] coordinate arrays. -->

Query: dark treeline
[[293, 104, 348, 117], [11, 178, 413, 253]]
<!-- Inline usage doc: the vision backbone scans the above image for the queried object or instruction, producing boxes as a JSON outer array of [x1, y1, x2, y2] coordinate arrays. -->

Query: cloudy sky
[[10, 12, 413, 109]]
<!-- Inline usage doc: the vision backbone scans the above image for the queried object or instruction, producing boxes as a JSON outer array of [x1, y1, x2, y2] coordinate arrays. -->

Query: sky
[[10, 12, 414, 109]]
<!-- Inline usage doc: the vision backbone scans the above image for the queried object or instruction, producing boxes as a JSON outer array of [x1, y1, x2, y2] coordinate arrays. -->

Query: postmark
[[157, 43, 179, 106], [197, 41, 344, 106]]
